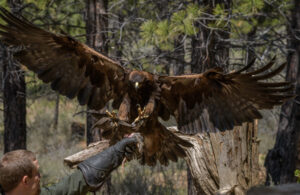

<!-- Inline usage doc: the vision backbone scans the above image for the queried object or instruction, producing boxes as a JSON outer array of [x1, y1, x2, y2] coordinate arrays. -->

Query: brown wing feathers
[[160, 58, 294, 133], [0, 7, 125, 110], [228, 60, 293, 109]]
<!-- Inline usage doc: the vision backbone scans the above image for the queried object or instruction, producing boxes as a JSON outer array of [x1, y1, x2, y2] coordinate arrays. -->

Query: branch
[[64, 140, 109, 168]]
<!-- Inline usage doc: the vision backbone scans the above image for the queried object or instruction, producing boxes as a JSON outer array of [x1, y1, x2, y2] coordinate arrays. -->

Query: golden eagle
[[0, 8, 294, 166]]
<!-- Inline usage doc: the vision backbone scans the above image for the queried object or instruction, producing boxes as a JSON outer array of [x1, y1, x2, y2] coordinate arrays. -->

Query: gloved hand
[[78, 137, 138, 189]]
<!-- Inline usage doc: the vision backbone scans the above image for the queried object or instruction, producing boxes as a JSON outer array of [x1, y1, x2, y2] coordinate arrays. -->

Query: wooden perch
[[64, 140, 109, 168]]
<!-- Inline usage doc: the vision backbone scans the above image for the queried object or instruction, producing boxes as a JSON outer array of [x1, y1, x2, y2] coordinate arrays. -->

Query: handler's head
[[0, 150, 40, 195]]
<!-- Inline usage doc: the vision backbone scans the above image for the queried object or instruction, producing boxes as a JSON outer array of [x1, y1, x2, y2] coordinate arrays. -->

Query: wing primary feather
[[257, 81, 291, 87], [252, 62, 286, 80], [230, 58, 256, 75], [0, 8, 36, 32], [244, 56, 276, 76], [261, 85, 294, 93]]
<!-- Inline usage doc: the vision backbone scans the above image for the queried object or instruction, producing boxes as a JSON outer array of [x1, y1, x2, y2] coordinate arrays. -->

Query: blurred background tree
[[1, 0, 26, 153], [265, 0, 300, 185]]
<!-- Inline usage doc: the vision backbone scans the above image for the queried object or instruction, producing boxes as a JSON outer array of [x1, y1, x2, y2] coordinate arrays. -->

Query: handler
[[0, 137, 137, 195]]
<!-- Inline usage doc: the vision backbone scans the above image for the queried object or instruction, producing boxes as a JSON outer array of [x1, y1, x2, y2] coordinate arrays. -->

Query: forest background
[[0, 0, 298, 194]]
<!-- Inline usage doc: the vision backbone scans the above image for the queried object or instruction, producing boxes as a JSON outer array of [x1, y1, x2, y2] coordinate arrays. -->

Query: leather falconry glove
[[78, 137, 138, 189]]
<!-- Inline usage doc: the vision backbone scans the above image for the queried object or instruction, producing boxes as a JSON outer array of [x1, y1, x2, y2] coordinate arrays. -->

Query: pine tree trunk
[[85, 1, 111, 194], [265, 0, 300, 185], [191, 0, 230, 74], [3, 0, 26, 153], [85, 0, 108, 145], [187, 1, 260, 194]]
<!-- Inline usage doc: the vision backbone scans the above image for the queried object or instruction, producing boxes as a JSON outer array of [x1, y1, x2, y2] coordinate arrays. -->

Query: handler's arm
[[40, 137, 137, 195], [41, 170, 90, 195]]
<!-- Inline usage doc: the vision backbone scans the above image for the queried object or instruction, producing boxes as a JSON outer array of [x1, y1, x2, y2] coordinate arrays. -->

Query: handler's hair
[[0, 150, 36, 192]]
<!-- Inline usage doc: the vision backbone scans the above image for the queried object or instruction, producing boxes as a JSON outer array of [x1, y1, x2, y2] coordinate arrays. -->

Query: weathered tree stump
[[172, 121, 260, 195]]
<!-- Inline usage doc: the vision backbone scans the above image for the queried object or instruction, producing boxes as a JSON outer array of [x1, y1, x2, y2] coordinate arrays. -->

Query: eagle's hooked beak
[[135, 82, 139, 90]]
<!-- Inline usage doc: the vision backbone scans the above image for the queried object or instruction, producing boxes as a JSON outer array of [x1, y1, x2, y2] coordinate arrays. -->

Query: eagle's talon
[[106, 109, 118, 120], [132, 105, 149, 125]]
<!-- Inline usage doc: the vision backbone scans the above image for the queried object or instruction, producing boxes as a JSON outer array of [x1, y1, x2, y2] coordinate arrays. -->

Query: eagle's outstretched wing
[[0, 8, 127, 110], [159, 58, 295, 133]]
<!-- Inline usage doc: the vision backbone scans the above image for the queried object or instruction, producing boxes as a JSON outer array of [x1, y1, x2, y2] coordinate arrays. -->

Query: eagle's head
[[129, 70, 153, 91]]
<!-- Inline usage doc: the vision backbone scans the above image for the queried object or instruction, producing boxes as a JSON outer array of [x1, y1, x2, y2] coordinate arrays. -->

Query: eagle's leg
[[144, 92, 156, 115]]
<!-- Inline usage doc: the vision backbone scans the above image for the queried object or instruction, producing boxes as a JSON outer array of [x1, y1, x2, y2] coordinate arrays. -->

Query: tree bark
[[182, 123, 260, 195], [85, 1, 111, 194], [2, 0, 26, 153], [64, 140, 109, 168], [191, 0, 230, 74], [265, 0, 300, 185], [187, 1, 260, 194], [85, 0, 109, 145]]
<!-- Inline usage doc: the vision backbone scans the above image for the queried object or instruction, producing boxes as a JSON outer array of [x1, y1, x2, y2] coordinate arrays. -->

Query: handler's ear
[[22, 175, 30, 186]]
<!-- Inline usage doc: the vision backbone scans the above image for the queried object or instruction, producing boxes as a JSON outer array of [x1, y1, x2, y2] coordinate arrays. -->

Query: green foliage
[[140, 3, 202, 51], [25, 0, 48, 10], [0, 1, 8, 24], [231, 0, 291, 35], [212, 4, 228, 28], [170, 4, 201, 36], [295, 169, 300, 183], [23, 0, 85, 42], [0, 0, 7, 8], [140, 0, 285, 51], [233, 0, 264, 14], [142, 62, 166, 74], [140, 20, 157, 44], [231, 19, 253, 34]]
